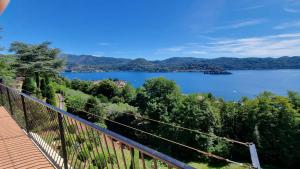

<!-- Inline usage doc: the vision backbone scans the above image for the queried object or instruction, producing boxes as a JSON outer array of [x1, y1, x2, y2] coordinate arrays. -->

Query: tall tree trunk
[[35, 72, 40, 88]]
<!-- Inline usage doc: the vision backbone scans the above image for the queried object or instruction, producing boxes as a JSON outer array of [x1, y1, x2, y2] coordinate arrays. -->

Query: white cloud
[[187, 51, 207, 55], [164, 46, 185, 52], [212, 19, 267, 31], [239, 5, 266, 11], [283, 0, 300, 13], [273, 21, 300, 29], [284, 7, 300, 13], [156, 33, 300, 58]]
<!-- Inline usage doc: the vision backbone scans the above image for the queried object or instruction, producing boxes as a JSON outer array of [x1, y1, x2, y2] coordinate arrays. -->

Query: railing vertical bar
[[111, 138, 121, 169], [91, 129, 106, 169], [40, 107, 60, 162], [69, 118, 89, 168], [95, 132, 109, 168], [63, 117, 77, 166], [64, 117, 82, 168], [57, 113, 69, 169], [21, 95, 30, 132], [78, 123, 88, 169], [130, 147, 136, 169], [249, 143, 261, 169], [73, 119, 94, 168], [86, 129, 98, 163], [0, 86, 3, 105], [120, 143, 128, 169], [140, 152, 146, 169], [104, 135, 115, 169], [78, 122, 97, 166], [6, 87, 13, 115], [153, 159, 158, 169]]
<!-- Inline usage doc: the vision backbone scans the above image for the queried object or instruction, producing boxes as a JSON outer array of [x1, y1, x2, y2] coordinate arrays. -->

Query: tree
[[134, 87, 147, 112], [40, 78, 46, 97], [255, 93, 297, 167], [70, 79, 82, 90], [142, 77, 180, 120], [121, 83, 136, 104], [9, 41, 64, 77], [35, 72, 40, 88], [219, 99, 257, 161], [83, 96, 105, 123], [22, 76, 36, 94], [0, 56, 15, 85], [167, 94, 220, 159], [89, 80, 119, 99], [288, 91, 300, 113], [45, 84, 56, 106], [0, 28, 16, 84]]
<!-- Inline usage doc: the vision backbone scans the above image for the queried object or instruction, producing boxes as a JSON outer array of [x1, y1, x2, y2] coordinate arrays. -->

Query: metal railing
[[0, 83, 194, 169]]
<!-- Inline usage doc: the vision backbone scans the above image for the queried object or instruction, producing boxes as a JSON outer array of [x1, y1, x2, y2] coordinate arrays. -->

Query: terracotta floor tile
[[0, 107, 54, 169]]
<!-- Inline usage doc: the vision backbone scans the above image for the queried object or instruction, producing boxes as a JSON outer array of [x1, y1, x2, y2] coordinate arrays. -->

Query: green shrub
[[97, 94, 109, 103], [76, 135, 85, 144], [40, 78, 47, 97], [46, 84, 56, 106], [106, 153, 117, 164], [67, 124, 77, 134], [92, 153, 106, 169], [208, 140, 231, 163], [111, 96, 124, 103], [65, 134, 75, 147], [83, 142, 93, 151], [22, 76, 36, 94], [77, 147, 89, 162]]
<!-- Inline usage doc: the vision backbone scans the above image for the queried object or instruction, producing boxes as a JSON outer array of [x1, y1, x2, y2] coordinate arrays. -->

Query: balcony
[[0, 106, 54, 169], [0, 84, 193, 169]]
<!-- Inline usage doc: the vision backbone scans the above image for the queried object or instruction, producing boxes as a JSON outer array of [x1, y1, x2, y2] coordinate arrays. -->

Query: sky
[[1, 0, 300, 60]]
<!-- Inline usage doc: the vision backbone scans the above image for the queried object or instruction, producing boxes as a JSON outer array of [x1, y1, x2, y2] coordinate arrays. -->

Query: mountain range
[[60, 54, 300, 72]]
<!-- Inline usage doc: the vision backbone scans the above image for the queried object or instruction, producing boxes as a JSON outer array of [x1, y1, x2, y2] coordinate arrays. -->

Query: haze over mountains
[[61, 54, 300, 72]]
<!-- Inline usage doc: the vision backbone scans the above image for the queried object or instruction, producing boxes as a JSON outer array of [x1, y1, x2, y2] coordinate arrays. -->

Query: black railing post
[[6, 87, 13, 115], [21, 95, 30, 132], [0, 86, 3, 105], [57, 113, 68, 169]]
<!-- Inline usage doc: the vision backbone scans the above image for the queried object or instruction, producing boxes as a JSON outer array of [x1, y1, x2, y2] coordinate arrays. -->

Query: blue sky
[[1, 0, 300, 60]]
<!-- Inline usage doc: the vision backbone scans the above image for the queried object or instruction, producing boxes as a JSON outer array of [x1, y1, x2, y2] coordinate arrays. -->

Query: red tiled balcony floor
[[0, 107, 54, 169]]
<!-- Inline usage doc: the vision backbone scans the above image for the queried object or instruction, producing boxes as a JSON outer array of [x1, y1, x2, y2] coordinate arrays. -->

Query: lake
[[61, 70, 300, 101]]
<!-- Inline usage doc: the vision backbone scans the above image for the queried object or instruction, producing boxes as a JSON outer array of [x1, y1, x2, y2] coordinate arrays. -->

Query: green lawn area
[[188, 162, 249, 169], [52, 82, 90, 100]]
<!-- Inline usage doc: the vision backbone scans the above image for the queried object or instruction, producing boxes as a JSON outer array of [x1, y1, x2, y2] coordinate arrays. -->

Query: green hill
[[61, 54, 300, 72]]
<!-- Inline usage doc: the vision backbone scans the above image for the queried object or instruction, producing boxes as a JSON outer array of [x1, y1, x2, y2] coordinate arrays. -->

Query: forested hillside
[[62, 54, 300, 72]]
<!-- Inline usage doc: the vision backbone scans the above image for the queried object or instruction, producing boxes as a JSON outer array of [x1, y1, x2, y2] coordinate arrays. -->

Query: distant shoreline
[[63, 68, 300, 73]]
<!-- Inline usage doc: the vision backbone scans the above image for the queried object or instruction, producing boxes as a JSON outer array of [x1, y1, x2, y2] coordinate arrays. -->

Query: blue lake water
[[61, 70, 300, 101]]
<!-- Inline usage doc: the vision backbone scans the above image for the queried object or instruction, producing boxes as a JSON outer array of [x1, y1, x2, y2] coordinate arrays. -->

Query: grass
[[188, 162, 249, 169], [103, 102, 137, 114], [52, 82, 90, 100]]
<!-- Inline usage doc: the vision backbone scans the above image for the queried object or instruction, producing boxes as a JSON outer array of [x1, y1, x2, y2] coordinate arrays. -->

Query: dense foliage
[[64, 77, 300, 169], [0, 55, 16, 85]]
